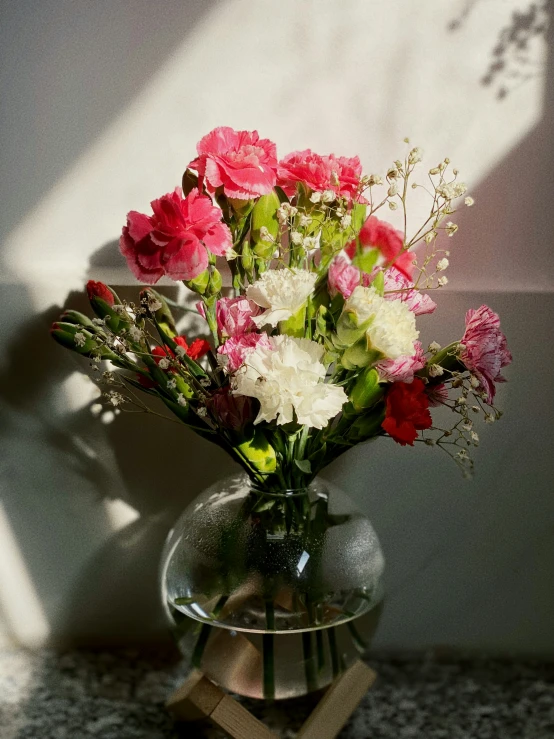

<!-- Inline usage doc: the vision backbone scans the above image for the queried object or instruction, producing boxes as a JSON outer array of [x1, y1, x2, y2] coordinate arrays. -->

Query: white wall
[[1, 0, 552, 653]]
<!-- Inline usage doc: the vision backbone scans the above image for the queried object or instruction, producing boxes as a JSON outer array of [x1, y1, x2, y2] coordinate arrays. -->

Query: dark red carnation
[[86, 280, 115, 306], [382, 377, 432, 446]]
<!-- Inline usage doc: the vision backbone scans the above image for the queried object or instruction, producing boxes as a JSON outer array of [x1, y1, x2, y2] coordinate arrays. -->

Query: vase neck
[[249, 482, 311, 498]]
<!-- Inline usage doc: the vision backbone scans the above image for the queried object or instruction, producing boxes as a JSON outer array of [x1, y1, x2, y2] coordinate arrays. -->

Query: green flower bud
[[140, 288, 177, 337], [207, 267, 222, 297], [185, 269, 210, 295], [340, 338, 381, 370], [350, 368, 384, 411], [60, 310, 95, 329], [237, 429, 277, 475]]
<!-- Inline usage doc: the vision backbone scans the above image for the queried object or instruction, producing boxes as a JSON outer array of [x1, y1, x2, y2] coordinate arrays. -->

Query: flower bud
[[86, 280, 116, 307], [207, 267, 222, 297], [350, 368, 384, 411], [237, 429, 276, 474], [50, 322, 118, 361], [87, 280, 127, 332], [140, 288, 176, 337], [185, 269, 210, 295], [60, 310, 95, 329]]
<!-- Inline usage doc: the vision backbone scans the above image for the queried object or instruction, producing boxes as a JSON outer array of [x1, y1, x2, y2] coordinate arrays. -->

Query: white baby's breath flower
[[259, 226, 273, 242], [437, 276, 449, 287], [158, 357, 170, 370], [340, 214, 352, 229], [309, 191, 322, 204], [291, 231, 303, 245], [428, 364, 444, 377], [485, 413, 496, 424], [465, 196, 475, 207], [107, 391, 125, 407], [174, 345, 186, 358], [166, 377, 177, 390], [445, 222, 458, 237], [197, 407, 208, 418], [128, 326, 143, 342], [247, 269, 317, 328], [232, 335, 347, 429], [299, 214, 311, 228], [429, 341, 441, 353], [74, 332, 86, 348], [436, 258, 449, 272], [322, 189, 335, 203], [177, 394, 187, 407]]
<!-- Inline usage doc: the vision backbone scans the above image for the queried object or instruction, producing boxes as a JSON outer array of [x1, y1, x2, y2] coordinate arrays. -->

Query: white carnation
[[345, 286, 419, 360], [247, 269, 317, 328], [231, 335, 347, 429]]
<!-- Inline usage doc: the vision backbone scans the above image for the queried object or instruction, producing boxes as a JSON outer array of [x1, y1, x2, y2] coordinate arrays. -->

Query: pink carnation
[[426, 383, 449, 407], [218, 333, 272, 373], [346, 216, 414, 279], [460, 305, 512, 403], [120, 188, 232, 284], [383, 268, 436, 315], [277, 149, 363, 200], [188, 126, 278, 200], [216, 297, 261, 338], [376, 341, 426, 383], [328, 256, 363, 299]]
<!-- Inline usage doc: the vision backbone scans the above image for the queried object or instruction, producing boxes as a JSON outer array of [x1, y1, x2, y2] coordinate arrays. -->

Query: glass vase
[[160, 473, 384, 700]]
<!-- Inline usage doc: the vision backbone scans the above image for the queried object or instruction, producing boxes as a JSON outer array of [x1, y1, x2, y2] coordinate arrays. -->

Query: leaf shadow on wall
[[0, 258, 236, 648]]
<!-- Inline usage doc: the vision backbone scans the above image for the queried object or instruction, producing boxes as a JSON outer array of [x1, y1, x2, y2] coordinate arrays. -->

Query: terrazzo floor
[[1, 649, 553, 738]]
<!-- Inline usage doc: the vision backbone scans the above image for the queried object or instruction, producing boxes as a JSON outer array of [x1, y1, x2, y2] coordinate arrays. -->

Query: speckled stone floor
[[1, 649, 553, 738]]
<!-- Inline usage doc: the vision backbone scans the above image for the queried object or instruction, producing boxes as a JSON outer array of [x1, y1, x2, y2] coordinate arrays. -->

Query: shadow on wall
[[446, 0, 554, 290], [449, 0, 551, 99], [0, 0, 224, 648], [0, 0, 220, 247], [0, 268, 236, 647]]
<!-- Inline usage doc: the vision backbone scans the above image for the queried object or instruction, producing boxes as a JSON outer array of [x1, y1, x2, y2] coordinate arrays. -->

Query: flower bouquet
[[51, 127, 511, 699]]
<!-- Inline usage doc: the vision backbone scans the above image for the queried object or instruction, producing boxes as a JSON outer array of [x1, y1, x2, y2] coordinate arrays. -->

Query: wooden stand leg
[[166, 669, 278, 738], [297, 660, 376, 739], [166, 660, 376, 739]]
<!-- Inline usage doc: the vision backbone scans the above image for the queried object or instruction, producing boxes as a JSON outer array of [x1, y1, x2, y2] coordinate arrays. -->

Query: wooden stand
[[166, 660, 376, 739]]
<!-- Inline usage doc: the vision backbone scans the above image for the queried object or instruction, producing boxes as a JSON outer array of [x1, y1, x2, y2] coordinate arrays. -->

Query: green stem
[[191, 623, 211, 668], [316, 629, 325, 673], [302, 630, 318, 693], [347, 620, 369, 652], [327, 627, 340, 679], [263, 601, 275, 700]]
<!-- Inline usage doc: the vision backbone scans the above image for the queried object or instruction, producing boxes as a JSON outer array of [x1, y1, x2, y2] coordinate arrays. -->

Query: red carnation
[[152, 335, 210, 366], [382, 378, 432, 446], [346, 216, 414, 280], [86, 280, 115, 306]]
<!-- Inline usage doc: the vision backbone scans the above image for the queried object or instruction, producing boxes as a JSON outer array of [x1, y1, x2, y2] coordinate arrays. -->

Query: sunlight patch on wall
[[0, 501, 50, 647], [1, 0, 547, 297]]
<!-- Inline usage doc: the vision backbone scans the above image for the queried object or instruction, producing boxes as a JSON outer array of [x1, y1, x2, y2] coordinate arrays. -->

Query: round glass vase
[[160, 473, 384, 700]]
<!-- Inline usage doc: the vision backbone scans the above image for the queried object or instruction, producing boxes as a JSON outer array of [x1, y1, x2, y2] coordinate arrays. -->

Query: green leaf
[[370, 270, 385, 296], [353, 247, 379, 275], [295, 459, 312, 474]]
